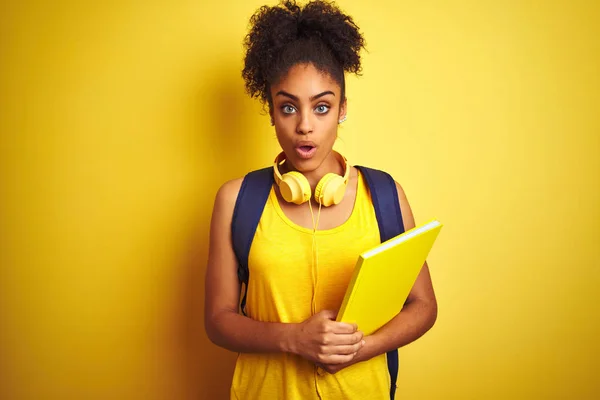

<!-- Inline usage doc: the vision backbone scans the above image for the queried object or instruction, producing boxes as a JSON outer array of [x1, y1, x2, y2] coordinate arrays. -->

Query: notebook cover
[[336, 219, 443, 335]]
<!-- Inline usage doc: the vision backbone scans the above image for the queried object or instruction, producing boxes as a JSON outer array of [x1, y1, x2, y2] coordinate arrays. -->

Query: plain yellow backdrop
[[1, 0, 598, 399]]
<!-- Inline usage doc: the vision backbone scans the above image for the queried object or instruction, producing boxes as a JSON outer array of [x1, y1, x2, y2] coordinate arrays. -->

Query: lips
[[295, 142, 317, 159]]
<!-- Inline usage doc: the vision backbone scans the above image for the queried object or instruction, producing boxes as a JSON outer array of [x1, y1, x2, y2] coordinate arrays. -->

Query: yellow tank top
[[230, 169, 391, 400]]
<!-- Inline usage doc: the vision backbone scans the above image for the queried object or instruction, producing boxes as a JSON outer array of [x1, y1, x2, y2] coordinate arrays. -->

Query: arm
[[319, 181, 437, 373], [204, 179, 364, 363], [204, 178, 295, 354]]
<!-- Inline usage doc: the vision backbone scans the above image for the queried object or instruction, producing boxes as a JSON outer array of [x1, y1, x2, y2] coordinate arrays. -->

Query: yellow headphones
[[273, 151, 350, 207]]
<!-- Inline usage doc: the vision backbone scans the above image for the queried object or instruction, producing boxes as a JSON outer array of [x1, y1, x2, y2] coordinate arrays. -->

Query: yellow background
[[1, 0, 598, 399]]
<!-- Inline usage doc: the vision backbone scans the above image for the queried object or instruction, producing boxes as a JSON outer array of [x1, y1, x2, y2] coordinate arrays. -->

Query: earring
[[338, 115, 347, 124], [270, 118, 274, 126]]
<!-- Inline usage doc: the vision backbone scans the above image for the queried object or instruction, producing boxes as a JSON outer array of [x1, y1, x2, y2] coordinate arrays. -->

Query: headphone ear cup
[[315, 173, 346, 207], [280, 171, 311, 204]]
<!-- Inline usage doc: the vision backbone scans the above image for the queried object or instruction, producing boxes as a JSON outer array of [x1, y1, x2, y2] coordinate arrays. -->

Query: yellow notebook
[[336, 219, 443, 335]]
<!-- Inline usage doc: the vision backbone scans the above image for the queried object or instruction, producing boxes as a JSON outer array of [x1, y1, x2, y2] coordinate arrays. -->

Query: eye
[[282, 105, 296, 114], [315, 104, 330, 114]]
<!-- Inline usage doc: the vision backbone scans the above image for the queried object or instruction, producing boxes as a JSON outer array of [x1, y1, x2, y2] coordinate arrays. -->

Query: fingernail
[[362, 340, 366, 345]]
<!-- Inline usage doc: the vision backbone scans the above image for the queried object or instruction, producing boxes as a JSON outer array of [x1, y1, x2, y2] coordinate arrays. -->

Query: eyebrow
[[275, 90, 335, 101]]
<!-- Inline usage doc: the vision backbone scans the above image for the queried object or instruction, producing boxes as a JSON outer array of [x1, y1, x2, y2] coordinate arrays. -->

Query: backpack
[[231, 164, 405, 400]]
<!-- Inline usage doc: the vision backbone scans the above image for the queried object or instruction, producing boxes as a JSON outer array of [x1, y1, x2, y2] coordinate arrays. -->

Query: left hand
[[316, 337, 368, 374]]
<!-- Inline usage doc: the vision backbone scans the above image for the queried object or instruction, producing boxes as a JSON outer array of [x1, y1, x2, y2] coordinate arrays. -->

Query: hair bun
[[243, 0, 366, 107]]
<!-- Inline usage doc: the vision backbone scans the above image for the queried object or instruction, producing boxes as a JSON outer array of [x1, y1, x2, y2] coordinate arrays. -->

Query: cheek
[[325, 120, 339, 139], [275, 120, 294, 134], [274, 125, 294, 147]]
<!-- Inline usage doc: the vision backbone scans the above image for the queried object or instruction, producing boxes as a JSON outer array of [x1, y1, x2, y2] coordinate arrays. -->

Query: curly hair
[[242, 0, 366, 110]]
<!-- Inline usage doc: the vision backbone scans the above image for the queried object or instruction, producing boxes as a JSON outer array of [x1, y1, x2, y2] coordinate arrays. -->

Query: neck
[[283, 151, 343, 193]]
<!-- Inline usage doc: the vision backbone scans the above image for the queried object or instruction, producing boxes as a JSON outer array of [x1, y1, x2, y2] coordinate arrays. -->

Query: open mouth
[[295, 145, 317, 159]]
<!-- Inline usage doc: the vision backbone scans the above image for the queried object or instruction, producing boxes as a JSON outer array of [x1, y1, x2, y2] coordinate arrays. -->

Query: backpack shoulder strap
[[231, 166, 274, 315], [356, 165, 404, 400], [356, 166, 404, 242]]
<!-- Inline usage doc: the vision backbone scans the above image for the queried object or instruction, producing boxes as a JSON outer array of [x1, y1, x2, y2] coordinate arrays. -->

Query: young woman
[[204, 1, 437, 398]]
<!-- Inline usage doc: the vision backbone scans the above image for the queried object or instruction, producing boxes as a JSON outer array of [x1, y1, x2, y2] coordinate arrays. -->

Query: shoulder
[[212, 165, 275, 219], [213, 166, 274, 211], [393, 180, 416, 231], [214, 177, 244, 207], [211, 177, 244, 226]]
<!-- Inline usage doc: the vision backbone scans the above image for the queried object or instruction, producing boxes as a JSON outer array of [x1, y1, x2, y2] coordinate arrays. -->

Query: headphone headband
[[272, 151, 349, 184]]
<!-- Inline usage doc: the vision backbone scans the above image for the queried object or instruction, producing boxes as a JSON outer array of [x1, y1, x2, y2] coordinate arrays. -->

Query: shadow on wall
[[174, 61, 266, 400]]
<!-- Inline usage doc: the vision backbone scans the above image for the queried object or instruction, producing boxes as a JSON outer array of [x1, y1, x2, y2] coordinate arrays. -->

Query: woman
[[204, 1, 437, 398]]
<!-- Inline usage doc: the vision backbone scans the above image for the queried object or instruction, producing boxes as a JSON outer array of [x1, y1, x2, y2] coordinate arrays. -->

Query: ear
[[338, 97, 347, 121]]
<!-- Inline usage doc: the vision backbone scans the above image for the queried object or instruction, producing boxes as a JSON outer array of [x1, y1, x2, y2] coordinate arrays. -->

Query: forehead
[[271, 63, 340, 98]]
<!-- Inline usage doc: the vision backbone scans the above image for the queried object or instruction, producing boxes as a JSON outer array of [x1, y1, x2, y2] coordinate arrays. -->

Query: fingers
[[317, 352, 357, 365], [316, 310, 357, 333], [329, 321, 358, 334], [301, 311, 366, 367], [340, 331, 364, 345], [323, 330, 363, 346], [322, 342, 364, 356]]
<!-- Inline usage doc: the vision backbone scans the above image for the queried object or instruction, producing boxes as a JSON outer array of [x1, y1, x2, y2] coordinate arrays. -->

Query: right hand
[[291, 310, 364, 364]]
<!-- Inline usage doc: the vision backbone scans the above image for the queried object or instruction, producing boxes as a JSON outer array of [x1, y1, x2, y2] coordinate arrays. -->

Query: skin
[[204, 63, 437, 376]]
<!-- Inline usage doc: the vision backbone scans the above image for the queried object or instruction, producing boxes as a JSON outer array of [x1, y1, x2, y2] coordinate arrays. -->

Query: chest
[[274, 178, 358, 231], [248, 208, 381, 319]]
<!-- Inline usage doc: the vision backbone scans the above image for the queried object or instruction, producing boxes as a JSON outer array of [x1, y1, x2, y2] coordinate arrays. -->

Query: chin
[[286, 153, 322, 172]]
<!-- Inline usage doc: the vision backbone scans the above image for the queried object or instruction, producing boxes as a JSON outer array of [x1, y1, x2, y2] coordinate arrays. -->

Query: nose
[[296, 109, 313, 135]]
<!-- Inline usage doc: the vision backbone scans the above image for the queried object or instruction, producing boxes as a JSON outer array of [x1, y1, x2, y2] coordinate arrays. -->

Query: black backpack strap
[[356, 165, 404, 400], [231, 166, 274, 316]]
